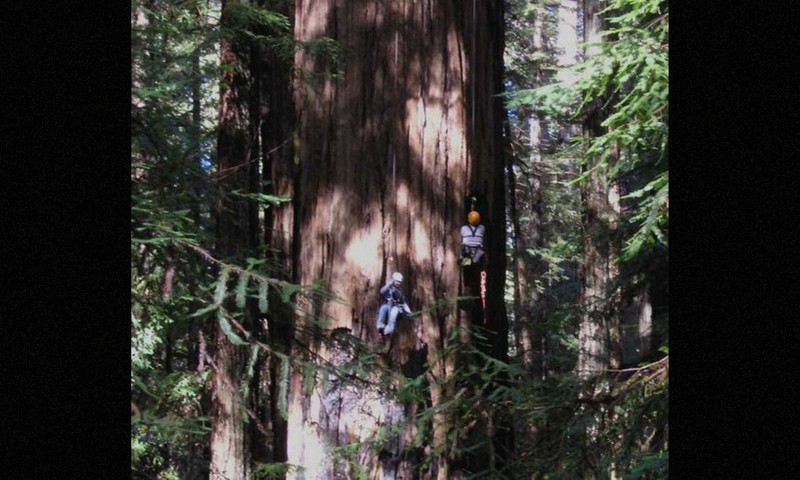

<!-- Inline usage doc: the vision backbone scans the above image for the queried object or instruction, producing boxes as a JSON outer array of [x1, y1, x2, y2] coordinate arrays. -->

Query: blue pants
[[376, 303, 402, 335]]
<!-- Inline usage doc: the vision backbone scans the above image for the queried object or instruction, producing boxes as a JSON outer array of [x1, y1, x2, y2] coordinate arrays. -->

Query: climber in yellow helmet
[[460, 210, 486, 267]]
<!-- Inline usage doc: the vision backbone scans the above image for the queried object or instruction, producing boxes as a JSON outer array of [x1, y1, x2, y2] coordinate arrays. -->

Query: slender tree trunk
[[258, 0, 295, 464], [576, 0, 620, 380], [285, 1, 506, 478], [575, 1, 621, 477], [210, 2, 258, 478], [512, 4, 548, 378]]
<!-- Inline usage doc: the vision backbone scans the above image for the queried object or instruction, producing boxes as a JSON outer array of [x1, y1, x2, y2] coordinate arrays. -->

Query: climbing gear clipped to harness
[[461, 246, 479, 267]]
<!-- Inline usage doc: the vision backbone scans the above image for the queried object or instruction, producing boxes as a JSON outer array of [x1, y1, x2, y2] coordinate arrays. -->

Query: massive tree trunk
[[282, 0, 507, 478], [210, 2, 259, 478]]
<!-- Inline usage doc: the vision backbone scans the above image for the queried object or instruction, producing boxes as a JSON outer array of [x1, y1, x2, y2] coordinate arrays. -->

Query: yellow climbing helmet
[[468, 211, 481, 225]]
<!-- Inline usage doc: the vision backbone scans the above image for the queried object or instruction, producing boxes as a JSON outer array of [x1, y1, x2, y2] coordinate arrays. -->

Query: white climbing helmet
[[392, 272, 403, 283]]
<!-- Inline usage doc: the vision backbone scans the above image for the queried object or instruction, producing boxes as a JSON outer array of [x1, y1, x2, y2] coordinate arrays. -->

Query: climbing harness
[[461, 224, 485, 265], [460, 204, 485, 268]]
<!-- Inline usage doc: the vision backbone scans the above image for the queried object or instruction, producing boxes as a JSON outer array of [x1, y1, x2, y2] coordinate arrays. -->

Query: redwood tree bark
[[283, 0, 507, 478]]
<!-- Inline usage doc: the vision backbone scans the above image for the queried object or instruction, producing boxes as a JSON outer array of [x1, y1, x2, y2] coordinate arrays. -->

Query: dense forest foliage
[[132, 0, 667, 478]]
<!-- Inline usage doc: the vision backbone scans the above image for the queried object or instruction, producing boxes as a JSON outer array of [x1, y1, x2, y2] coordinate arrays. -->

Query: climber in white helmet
[[376, 272, 412, 337]]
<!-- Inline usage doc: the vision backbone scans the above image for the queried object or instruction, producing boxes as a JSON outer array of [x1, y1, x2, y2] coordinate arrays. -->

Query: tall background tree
[[209, 1, 261, 477], [132, 2, 220, 478], [504, 0, 668, 476], [132, 1, 296, 478]]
